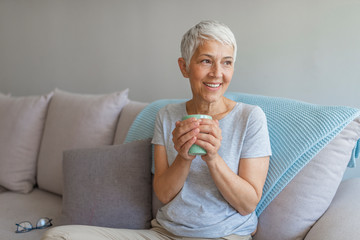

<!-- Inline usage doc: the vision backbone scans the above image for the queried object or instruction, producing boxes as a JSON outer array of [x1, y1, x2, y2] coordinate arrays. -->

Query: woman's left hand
[[195, 118, 222, 161]]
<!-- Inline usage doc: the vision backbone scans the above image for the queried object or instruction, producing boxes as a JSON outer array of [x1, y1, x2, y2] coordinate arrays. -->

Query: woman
[[152, 20, 271, 239], [42, 20, 271, 240]]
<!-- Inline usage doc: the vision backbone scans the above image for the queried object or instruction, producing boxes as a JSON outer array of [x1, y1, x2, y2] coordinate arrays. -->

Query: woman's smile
[[203, 82, 222, 90]]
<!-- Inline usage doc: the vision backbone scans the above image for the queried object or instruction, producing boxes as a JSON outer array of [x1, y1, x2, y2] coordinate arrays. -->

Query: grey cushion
[[305, 178, 360, 240], [254, 117, 360, 240], [59, 139, 153, 229]]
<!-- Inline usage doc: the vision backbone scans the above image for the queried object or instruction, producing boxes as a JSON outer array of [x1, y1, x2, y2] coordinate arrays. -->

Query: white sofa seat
[[0, 189, 61, 240]]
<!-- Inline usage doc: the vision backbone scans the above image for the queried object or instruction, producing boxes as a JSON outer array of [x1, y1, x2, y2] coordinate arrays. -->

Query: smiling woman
[[42, 20, 271, 240], [151, 20, 271, 239], [178, 40, 235, 117]]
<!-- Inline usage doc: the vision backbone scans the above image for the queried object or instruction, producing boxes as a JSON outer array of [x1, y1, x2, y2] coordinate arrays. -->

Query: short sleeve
[[151, 108, 165, 146], [240, 106, 272, 158]]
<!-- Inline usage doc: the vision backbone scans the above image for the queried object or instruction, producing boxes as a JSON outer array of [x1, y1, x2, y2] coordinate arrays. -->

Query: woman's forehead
[[194, 40, 234, 58]]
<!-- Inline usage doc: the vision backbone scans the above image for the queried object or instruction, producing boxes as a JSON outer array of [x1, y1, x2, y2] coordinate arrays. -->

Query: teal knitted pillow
[[125, 92, 360, 216]]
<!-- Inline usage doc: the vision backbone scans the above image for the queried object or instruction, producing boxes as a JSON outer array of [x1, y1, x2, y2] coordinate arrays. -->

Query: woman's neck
[[186, 96, 236, 120]]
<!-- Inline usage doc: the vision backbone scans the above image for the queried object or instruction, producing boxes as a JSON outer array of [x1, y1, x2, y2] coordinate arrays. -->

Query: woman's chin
[[198, 92, 224, 104]]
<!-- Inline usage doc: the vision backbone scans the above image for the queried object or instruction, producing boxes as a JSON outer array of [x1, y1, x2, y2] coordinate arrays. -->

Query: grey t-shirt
[[151, 101, 272, 238]]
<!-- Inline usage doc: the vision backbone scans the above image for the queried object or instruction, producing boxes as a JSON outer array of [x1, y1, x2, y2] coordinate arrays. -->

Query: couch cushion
[[0, 185, 7, 193], [37, 89, 129, 195], [0, 189, 62, 240], [59, 139, 152, 229], [304, 178, 360, 240], [113, 101, 148, 144], [254, 117, 360, 240], [0, 93, 53, 193]]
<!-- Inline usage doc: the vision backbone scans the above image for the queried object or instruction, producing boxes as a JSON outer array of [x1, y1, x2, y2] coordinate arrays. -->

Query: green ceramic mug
[[181, 114, 212, 155]]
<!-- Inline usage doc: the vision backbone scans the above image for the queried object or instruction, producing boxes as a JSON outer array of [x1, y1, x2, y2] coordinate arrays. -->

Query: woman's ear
[[178, 58, 189, 78]]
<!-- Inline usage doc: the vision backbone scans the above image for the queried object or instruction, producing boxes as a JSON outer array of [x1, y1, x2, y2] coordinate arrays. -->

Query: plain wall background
[[0, 0, 359, 178]]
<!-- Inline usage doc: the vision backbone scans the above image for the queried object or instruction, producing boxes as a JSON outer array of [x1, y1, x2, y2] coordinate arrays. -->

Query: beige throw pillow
[[254, 117, 360, 240], [0, 93, 53, 193], [37, 89, 129, 195]]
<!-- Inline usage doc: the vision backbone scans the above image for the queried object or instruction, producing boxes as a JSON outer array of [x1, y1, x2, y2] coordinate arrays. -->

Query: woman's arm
[[206, 155, 269, 216], [196, 118, 269, 215], [153, 145, 192, 204], [153, 117, 201, 204]]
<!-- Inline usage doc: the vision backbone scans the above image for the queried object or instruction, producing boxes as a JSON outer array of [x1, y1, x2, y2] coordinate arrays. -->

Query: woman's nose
[[209, 63, 222, 78]]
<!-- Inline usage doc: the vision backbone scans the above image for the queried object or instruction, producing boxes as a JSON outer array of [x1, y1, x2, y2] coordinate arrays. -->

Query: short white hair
[[180, 20, 237, 67]]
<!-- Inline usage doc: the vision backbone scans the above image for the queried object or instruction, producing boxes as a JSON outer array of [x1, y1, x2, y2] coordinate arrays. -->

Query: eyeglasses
[[15, 217, 53, 233]]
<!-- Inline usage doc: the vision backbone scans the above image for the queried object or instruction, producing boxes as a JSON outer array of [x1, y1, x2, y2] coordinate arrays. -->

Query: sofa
[[1, 88, 360, 240]]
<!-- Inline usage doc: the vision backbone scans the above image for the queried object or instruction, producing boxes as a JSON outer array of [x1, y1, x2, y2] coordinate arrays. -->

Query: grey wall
[[1, 0, 360, 178]]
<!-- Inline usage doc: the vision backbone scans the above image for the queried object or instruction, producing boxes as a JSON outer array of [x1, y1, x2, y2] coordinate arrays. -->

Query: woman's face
[[179, 40, 234, 104]]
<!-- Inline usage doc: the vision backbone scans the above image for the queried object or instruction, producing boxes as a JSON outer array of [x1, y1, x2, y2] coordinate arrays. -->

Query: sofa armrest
[[305, 178, 360, 240]]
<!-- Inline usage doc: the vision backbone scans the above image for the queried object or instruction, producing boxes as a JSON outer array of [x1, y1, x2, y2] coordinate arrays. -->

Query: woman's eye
[[224, 61, 233, 66], [201, 59, 211, 64]]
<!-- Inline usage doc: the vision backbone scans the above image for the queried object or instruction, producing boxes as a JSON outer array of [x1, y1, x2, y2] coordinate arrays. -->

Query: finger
[[180, 136, 197, 155], [176, 127, 200, 147], [195, 137, 219, 156], [177, 136, 197, 161], [173, 126, 199, 151], [173, 119, 200, 139], [198, 119, 219, 128], [196, 132, 218, 146], [198, 123, 221, 138]]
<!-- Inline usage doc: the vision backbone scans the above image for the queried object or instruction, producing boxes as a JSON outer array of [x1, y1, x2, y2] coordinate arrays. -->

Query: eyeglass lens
[[37, 218, 51, 228], [16, 221, 32, 232]]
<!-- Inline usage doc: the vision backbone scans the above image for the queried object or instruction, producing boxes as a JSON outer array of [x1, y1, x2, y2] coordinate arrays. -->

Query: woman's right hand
[[172, 117, 200, 161]]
